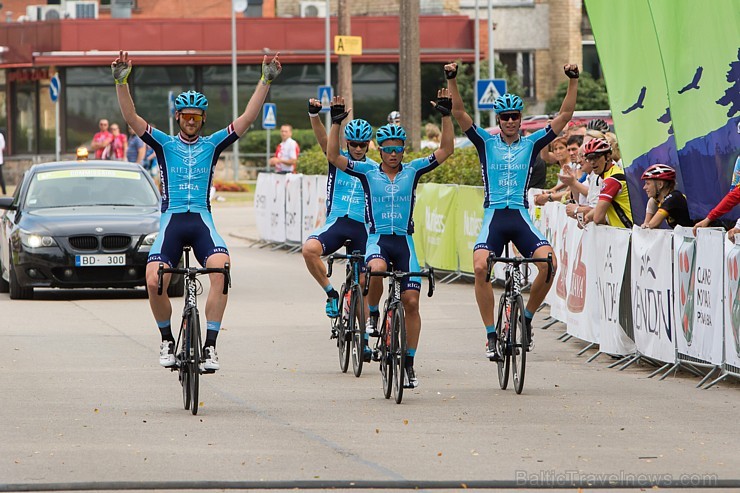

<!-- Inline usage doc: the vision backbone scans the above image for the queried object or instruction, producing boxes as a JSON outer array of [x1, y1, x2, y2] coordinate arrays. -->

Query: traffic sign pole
[[55, 92, 60, 161], [50, 73, 61, 161], [262, 103, 277, 171]]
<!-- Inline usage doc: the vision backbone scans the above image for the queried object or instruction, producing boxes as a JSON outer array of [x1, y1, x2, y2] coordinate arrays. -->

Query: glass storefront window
[[65, 85, 122, 151], [15, 83, 37, 154]]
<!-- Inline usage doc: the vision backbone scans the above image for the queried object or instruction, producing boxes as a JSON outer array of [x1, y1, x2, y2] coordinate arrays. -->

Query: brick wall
[[541, 0, 582, 104]]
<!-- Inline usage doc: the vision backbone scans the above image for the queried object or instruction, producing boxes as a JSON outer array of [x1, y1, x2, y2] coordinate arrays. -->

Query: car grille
[[69, 236, 98, 250], [102, 235, 131, 250]]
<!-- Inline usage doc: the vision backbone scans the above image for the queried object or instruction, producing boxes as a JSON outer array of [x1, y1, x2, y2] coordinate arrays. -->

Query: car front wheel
[[9, 261, 33, 300]]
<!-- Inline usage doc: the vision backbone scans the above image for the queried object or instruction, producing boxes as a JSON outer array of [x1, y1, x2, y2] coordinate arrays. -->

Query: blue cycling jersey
[[141, 124, 239, 213], [345, 154, 440, 235], [326, 150, 373, 223], [465, 124, 556, 209]]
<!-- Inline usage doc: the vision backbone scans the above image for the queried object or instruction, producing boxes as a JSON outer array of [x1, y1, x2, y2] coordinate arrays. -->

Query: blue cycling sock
[[205, 321, 221, 347], [369, 305, 379, 315], [156, 320, 173, 342], [406, 355, 415, 367], [524, 308, 534, 320], [406, 348, 416, 358], [323, 283, 334, 294], [486, 324, 497, 335]]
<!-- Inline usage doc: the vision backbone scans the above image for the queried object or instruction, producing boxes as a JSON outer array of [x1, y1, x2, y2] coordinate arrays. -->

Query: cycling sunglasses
[[348, 141, 368, 149], [498, 112, 521, 122], [179, 113, 204, 122], [379, 145, 405, 154]]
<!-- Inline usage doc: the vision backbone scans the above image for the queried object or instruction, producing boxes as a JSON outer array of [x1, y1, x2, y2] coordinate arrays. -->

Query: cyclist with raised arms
[[112, 50, 281, 371], [326, 91, 455, 388], [302, 98, 376, 357], [446, 61, 579, 360]]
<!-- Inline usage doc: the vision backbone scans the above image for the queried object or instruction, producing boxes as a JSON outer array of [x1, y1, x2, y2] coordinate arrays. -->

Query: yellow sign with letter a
[[334, 36, 362, 56]]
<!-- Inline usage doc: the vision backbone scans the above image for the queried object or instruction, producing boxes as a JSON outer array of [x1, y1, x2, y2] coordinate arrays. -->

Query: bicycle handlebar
[[156, 263, 231, 296], [326, 251, 365, 278], [485, 253, 553, 284], [363, 268, 436, 298]]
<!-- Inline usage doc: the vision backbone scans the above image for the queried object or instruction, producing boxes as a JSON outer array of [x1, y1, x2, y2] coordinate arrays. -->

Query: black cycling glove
[[565, 65, 580, 79], [330, 102, 349, 124], [433, 96, 452, 117], [308, 100, 322, 115], [444, 64, 458, 80]]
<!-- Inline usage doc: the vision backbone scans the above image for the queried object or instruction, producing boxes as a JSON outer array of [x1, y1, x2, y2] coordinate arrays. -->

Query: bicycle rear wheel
[[349, 286, 366, 378], [495, 293, 511, 390], [511, 295, 527, 394], [189, 309, 201, 415], [336, 287, 351, 373], [380, 310, 393, 399], [392, 306, 407, 404]]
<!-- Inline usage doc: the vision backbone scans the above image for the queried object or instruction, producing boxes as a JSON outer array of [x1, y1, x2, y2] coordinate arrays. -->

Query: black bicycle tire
[[393, 306, 406, 404], [189, 309, 201, 415], [337, 286, 351, 373], [381, 309, 392, 399], [495, 294, 510, 390], [511, 295, 527, 394], [350, 285, 366, 378], [178, 317, 191, 410]]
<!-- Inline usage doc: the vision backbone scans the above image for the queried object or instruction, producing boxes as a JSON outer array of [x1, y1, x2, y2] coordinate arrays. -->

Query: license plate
[[75, 254, 126, 267]]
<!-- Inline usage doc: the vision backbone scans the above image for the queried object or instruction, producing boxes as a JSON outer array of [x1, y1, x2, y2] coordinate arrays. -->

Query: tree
[[545, 71, 609, 113]]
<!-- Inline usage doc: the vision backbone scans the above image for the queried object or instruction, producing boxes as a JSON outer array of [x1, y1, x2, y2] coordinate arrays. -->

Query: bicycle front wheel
[[495, 293, 511, 390], [177, 318, 191, 410], [336, 287, 351, 373], [392, 306, 406, 404], [349, 285, 366, 378], [189, 309, 201, 415], [380, 310, 392, 400], [511, 295, 527, 394]]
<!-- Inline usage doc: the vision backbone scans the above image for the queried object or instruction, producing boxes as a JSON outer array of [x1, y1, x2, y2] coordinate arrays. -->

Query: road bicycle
[[365, 267, 435, 404], [327, 246, 367, 377], [486, 246, 552, 394], [157, 246, 231, 415]]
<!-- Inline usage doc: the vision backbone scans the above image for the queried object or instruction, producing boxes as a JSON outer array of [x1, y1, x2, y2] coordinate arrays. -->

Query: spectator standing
[[270, 124, 300, 173], [582, 138, 634, 228], [0, 129, 6, 195], [103, 123, 127, 160], [420, 123, 441, 149], [640, 164, 693, 229], [126, 125, 146, 165], [91, 119, 113, 159]]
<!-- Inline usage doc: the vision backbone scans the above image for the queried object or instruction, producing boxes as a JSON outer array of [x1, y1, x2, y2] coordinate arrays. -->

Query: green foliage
[[297, 145, 484, 187], [238, 128, 318, 155], [545, 72, 610, 113]]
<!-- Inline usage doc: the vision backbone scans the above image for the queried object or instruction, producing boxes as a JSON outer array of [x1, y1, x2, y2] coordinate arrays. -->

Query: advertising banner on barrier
[[454, 186, 484, 274], [565, 221, 598, 343], [724, 237, 740, 368], [301, 175, 320, 242], [549, 205, 568, 322], [687, 228, 724, 365], [673, 226, 697, 357], [285, 174, 302, 243], [254, 173, 271, 241], [631, 227, 676, 363], [268, 173, 286, 243], [594, 225, 634, 355], [413, 183, 458, 271]]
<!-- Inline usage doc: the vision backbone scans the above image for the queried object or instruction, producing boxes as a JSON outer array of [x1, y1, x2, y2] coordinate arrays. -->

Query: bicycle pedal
[[371, 350, 381, 362]]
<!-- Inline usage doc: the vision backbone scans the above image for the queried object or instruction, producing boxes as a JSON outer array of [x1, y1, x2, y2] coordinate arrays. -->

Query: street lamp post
[[324, 0, 331, 129], [231, 0, 247, 181]]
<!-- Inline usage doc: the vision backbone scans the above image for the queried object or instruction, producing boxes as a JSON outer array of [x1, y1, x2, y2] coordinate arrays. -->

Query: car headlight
[[20, 231, 57, 248], [140, 232, 158, 247]]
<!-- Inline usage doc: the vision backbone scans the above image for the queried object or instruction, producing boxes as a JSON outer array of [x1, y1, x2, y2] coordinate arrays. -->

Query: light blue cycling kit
[[344, 154, 440, 290], [309, 150, 373, 255], [465, 124, 556, 257], [141, 124, 237, 266]]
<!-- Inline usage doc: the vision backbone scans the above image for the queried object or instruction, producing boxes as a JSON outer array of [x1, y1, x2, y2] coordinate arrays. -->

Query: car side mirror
[[0, 197, 16, 211]]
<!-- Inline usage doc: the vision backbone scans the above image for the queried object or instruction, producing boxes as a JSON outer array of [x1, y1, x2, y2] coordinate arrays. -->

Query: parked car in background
[[0, 161, 183, 299], [520, 110, 614, 133]]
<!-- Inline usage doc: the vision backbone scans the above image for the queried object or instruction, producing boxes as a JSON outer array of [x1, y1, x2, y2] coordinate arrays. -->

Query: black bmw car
[[0, 160, 182, 299]]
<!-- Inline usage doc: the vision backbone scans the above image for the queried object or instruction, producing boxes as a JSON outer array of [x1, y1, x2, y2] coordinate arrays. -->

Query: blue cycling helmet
[[493, 93, 524, 114], [175, 91, 209, 112], [375, 124, 407, 145], [344, 119, 373, 142]]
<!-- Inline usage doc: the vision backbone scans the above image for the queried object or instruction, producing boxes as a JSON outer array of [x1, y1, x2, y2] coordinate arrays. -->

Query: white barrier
[[285, 174, 302, 243], [724, 239, 740, 369], [631, 227, 675, 363]]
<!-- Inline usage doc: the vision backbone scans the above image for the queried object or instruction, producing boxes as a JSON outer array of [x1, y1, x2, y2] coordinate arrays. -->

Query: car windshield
[[24, 168, 159, 209]]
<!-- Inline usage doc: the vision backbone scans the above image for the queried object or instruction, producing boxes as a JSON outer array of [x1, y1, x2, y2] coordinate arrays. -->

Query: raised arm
[[308, 98, 328, 153], [112, 51, 147, 136], [445, 62, 474, 133], [233, 54, 281, 137], [430, 88, 454, 164], [326, 96, 351, 172], [549, 64, 580, 135]]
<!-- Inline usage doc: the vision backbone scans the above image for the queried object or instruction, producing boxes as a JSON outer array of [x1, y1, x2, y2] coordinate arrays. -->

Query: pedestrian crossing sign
[[476, 79, 508, 110], [317, 85, 332, 113], [262, 103, 277, 129]]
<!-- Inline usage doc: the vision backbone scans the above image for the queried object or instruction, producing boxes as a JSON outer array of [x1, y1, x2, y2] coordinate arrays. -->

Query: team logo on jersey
[[385, 184, 400, 194], [183, 156, 197, 167]]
